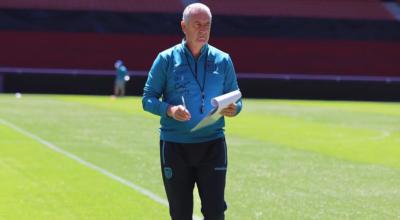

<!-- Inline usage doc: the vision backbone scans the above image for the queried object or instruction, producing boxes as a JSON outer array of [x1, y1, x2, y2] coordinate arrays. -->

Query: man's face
[[181, 9, 211, 49]]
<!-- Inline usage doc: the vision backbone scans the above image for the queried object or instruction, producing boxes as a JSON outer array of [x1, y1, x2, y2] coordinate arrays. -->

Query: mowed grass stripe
[[55, 95, 152, 118], [226, 136, 400, 219], [57, 95, 400, 169], [227, 111, 400, 169], [0, 122, 169, 220]]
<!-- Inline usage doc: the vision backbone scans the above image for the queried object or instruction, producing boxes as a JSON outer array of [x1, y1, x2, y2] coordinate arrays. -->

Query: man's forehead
[[189, 9, 211, 22]]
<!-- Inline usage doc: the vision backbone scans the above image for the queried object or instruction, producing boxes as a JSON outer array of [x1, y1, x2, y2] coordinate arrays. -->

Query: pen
[[181, 96, 187, 109]]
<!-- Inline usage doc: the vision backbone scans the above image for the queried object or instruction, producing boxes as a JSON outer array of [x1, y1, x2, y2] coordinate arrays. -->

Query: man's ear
[[181, 20, 186, 34]]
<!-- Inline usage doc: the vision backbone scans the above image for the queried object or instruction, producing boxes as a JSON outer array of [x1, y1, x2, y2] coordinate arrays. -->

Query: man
[[142, 3, 242, 220], [114, 60, 128, 97]]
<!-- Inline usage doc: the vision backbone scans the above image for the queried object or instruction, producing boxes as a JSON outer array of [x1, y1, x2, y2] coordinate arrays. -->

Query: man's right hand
[[167, 105, 191, 121]]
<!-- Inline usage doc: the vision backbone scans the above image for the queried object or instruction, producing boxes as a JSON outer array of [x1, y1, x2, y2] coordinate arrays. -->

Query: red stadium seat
[[203, 0, 394, 20], [0, 0, 394, 20], [0, 0, 183, 13]]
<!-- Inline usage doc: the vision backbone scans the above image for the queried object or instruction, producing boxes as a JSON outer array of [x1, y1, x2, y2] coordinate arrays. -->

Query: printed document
[[191, 90, 242, 132]]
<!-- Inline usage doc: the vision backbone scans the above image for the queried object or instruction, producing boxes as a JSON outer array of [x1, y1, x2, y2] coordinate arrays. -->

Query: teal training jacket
[[142, 40, 242, 143]]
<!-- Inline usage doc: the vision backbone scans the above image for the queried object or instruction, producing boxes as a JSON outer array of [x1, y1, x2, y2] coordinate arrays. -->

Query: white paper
[[191, 90, 242, 132]]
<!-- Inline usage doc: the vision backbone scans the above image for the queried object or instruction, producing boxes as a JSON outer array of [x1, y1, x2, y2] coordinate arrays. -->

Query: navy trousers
[[160, 137, 228, 220]]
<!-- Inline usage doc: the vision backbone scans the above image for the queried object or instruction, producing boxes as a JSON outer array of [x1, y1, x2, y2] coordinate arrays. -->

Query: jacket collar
[[181, 39, 209, 58]]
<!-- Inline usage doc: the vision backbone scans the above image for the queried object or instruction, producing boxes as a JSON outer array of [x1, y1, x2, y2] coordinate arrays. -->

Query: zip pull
[[194, 61, 198, 79], [201, 92, 205, 113]]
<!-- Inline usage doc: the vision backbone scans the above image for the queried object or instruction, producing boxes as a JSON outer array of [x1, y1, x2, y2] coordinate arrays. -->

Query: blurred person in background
[[113, 60, 129, 97], [142, 3, 242, 220]]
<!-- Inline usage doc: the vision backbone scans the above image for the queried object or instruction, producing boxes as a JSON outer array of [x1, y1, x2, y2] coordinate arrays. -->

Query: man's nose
[[199, 30, 208, 35], [199, 25, 209, 33]]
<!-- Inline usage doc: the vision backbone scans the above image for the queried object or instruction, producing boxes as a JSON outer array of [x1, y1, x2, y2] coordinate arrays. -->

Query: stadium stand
[[0, 0, 183, 13], [203, 0, 395, 20], [0, 0, 394, 20], [0, 32, 399, 77], [1, 0, 399, 99]]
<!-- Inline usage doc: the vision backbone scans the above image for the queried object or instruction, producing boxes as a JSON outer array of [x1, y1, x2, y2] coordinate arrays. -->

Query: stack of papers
[[191, 90, 242, 132]]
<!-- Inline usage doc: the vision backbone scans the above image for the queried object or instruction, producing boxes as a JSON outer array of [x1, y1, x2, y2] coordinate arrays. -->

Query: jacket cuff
[[234, 101, 242, 116], [160, 102, 170, 118]]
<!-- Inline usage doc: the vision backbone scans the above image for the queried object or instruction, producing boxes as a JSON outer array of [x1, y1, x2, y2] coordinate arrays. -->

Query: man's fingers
[[177, 105, 186, 111], [175, 113, 187, 121], [220, 105, 236, 117], [175, 105, 191, 121]]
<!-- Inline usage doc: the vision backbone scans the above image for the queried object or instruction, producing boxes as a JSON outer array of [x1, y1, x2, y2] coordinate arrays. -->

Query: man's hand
[[167, 105, 191, 121], [220, 103, 237, 117]]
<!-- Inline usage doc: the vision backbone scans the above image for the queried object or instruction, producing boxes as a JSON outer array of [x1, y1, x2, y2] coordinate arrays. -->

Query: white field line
[[0, 118, 202, 220]]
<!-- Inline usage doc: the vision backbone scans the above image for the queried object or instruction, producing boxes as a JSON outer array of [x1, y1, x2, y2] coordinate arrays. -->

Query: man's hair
[[182, 3, 212, 24]]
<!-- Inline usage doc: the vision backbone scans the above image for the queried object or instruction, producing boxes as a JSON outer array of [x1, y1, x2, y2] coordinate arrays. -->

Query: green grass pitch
[[0, 94, 399, 219]]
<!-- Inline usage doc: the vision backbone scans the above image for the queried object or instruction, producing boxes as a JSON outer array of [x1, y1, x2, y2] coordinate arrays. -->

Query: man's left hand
[[220, 103, 237, 117]]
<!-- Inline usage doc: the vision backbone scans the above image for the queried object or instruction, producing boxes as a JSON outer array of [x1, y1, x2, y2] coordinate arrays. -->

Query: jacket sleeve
[[224, 55, 243, 116], [142, 53, 170, 117]]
